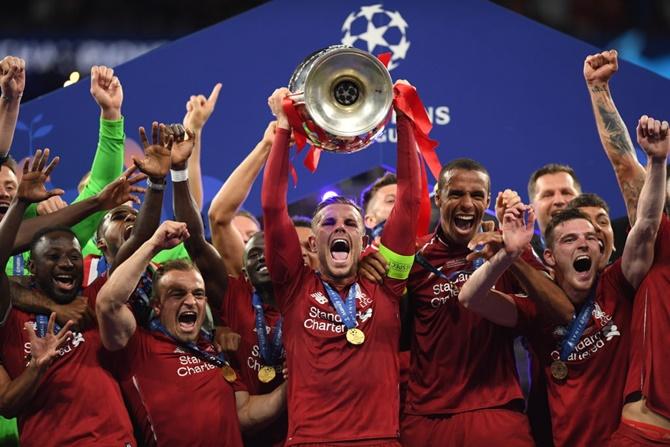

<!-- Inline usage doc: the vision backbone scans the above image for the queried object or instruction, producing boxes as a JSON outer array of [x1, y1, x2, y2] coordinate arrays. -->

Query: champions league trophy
[[286, 45, 394, 153]]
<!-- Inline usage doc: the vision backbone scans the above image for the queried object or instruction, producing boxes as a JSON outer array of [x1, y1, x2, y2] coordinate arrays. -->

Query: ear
[[361, 234, 369, 249], [543, 248, 556, 267], [152, 301, 161, 318], [485, 193, 491, 209], [308, 235, 318, 253], [28, 259, 36, 275], [434, 191, 442, 208], [96, 238, 107, 251]]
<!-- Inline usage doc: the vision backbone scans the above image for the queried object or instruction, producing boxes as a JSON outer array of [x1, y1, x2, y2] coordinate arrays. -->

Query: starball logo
[[341, 4, 410, 71]]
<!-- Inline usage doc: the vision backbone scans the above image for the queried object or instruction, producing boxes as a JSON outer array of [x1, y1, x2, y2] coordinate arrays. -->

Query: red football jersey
[[624, 214, 670, 420], [405, 229, 536, 416], [262, 116, 420, 445], [220, 274, 287, 446], [274, 264, 405, 445], [0, 298, 135, 446], [516, 258, 634, 447], [109, 327, 245, 447]]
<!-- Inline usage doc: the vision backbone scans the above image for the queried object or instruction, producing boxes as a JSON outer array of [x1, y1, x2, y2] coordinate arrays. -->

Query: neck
[[254, 283, 277, 309], [321, 272, 356, 288], [556, 277, 592, 307]]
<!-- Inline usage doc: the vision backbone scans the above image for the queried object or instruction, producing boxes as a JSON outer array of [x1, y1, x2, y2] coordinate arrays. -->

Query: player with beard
[[0, 150, 137, 446], [262, 83, 421, 446], [96, 221, 287, 447], [400, 158, 549, 446], [458, 114, 668, 447]]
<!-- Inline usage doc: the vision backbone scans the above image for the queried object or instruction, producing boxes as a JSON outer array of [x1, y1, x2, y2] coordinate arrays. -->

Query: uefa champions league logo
[[341, 4, 410, 71]]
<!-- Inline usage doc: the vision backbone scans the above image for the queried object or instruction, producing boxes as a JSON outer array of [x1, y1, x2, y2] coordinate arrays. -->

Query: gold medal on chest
[[346, 327, 365, 345]]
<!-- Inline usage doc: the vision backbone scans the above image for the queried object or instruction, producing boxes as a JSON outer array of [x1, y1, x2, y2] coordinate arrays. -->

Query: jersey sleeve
[[70, 117, 125, 245], [377, 115, 421, 296], [261, 128, 307, 312]]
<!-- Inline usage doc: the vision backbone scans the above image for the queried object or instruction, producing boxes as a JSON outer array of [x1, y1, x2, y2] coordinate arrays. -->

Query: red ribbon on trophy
[[392, 82, 441, 237]]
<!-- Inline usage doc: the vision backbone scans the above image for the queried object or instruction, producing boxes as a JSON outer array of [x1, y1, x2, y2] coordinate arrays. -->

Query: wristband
[[147, 178, 166, 191], [170, 169, 188, 183], [378, 243, 415, 280], [1, 93, 22, 102]]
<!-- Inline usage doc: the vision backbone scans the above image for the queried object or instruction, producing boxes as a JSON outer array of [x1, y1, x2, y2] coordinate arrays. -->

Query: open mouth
[[53, 274, 76, 291], [256, 263, 268, 274], [330, 238, 350, 262], [573, 255, 592, 272], [454, 215, 475, 231], [177, 311, 198, 331], [0, 203, 9, 214], [123, 224, 134, 240]]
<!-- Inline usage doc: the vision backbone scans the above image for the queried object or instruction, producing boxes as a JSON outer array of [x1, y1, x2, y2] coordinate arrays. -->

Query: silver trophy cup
[[287, 45, 393, 153]]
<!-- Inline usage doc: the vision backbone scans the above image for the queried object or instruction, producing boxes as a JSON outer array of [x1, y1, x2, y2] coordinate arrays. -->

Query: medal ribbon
[[322, 281, 359, 330], [559, 280, 598, 361], [414, 252, 483, 281], [148, 319, 229, 368], [251, 293, 284, 366]]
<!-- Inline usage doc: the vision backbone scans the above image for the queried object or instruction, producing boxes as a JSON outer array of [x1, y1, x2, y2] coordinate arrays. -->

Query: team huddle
[[0, 48, 668, 447]]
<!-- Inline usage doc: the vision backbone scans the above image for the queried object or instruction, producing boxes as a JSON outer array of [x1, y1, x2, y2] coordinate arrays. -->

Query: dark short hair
[[544, 208, 591, 249], [360, 172, 397, 214], [0, 155, 18, 175], [568, 193, 610, 214], [528, 163, 581, 201], [311, 195, 363, 229], [29, 226, 78, 255], [151, 259, 200, 302], [291, 215, 312, 228], [437, 158, 490, 193], [235, 209, 261, 229]]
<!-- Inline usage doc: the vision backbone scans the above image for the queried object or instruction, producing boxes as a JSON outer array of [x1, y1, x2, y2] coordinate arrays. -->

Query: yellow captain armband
[[378, 243, 415, 280]]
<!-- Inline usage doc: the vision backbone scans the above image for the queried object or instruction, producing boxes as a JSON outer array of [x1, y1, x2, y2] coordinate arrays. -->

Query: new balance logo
[[311, 292, 328, 305]]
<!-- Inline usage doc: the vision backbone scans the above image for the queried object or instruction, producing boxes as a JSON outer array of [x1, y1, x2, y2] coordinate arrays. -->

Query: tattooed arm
[[584, 50, 645, 225]]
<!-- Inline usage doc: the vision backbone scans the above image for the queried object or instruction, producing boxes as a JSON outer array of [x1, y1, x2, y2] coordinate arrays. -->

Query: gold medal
[[258, 365, 277, 383], [220, 364, 237, 382], [346, 328, 365, 345], [550, 360, 568, 381]]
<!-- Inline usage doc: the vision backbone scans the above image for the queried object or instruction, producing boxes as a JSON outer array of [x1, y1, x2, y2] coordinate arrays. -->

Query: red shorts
[[609, 419, 670, 446], [401, 408, 534, 447]]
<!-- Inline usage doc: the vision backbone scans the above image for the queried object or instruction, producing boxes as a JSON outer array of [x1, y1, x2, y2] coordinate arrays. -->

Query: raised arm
[[490, 189, 574, 324], [209, 121, 274, 277], [171, 125, 228, 309], [96, 220, 189, 351], [584, 50, 645, 224], [621, 116, 669, 288], [12, 165, 145, 254], [1, 150, 64, 321], [235, 382, 287, 431], [110, 122, 172, 272], [0, 56, 25, 157], [66, 66, 126, 242], [378, 81, 422, 259], [459, 204, 537, 327], [262, 88, 304, 289], [183, 83, 221, 211]]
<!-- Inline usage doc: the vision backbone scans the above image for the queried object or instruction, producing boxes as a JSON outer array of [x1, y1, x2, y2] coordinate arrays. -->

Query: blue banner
[[14, 0, 670, 221]]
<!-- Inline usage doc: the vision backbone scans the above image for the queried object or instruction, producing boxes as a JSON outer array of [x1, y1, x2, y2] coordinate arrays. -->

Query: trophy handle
[[288, 91, 305, 105]]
